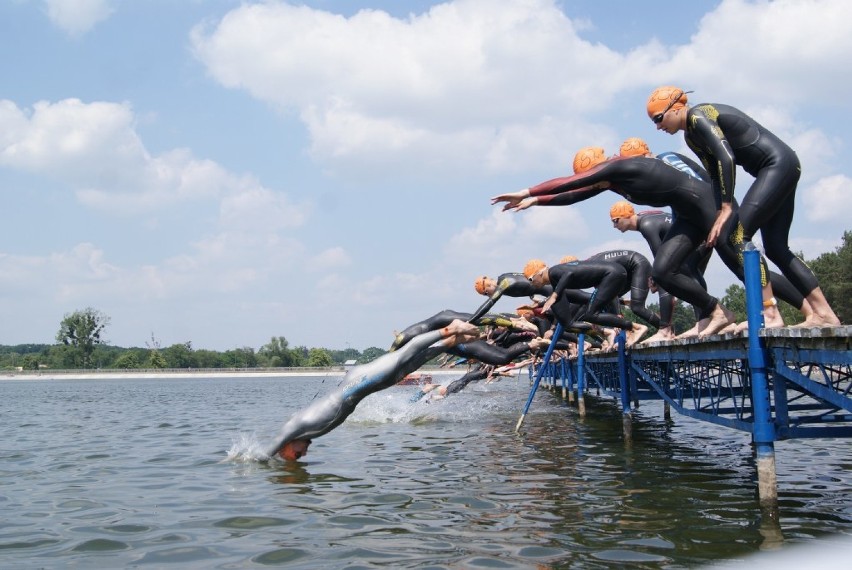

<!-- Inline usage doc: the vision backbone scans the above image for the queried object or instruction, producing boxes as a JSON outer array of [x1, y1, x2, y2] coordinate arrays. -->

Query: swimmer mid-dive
[[267, 319, 480, 461]]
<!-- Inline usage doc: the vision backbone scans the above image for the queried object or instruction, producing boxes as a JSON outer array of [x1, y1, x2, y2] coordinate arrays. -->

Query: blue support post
[[577, 332, 586, 416], [515, 322, 564, 433], [743, 245, 778, 506], [617, 330, 631, 414]]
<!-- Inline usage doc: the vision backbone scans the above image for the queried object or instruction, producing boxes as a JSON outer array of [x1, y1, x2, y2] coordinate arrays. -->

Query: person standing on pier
[[647, 86, 841, 328]]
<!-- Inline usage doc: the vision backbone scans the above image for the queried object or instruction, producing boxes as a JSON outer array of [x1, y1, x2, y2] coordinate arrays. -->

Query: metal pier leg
[[577, 333, 586, 417], [515, 323, 564, 433], [744, 246, 778, 507], [617, 330, 633, 442]]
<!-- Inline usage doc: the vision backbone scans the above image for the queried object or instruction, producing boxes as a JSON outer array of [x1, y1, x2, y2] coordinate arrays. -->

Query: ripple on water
[[213, 516, 294, 529], [71, 538, 130, 552]]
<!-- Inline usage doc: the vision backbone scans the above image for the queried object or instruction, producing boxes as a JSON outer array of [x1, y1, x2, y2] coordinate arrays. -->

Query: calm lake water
[[1, 373, 850, 569]]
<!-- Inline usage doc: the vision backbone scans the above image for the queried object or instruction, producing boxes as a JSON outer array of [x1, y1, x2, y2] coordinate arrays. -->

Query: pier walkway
[[521, 250, 851, 508]]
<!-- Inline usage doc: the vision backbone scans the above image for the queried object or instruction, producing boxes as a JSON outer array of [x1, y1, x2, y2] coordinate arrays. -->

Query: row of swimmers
[[269, 86, 843, 461]]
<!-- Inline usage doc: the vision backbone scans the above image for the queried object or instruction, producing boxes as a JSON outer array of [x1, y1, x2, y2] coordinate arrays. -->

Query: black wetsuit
[[636, 210, 707, 325], [546, 260, 634, 329], [470, 272, 553, 322], [527, 156, 804, 315], [586, 250, 661, 327], [685, 103, 819, 297], [389, 310, 517, 351], [447, 338, 533, 366]]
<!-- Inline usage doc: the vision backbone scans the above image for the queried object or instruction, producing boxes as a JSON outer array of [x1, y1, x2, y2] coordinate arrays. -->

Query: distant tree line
[[2, 231, 848, 372], [1, 308, 388, 372]]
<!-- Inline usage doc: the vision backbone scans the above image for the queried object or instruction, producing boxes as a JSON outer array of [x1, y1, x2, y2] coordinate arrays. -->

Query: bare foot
[[718, 322, 739, 335], [698, 305, 736, 338], [626, 324, 648, 347], [675, 324, 700, 340], [443, 320, 480, 344], [642, 326, 675, 344], [790, 315, 842, 328]]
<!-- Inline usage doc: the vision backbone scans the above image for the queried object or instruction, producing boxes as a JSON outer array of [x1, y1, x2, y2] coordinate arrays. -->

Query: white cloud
[[0, 99, 313, 222], [43, 0, 113, 37], [655, 0, 852, 105], [804, 175, 851, 223], [192, 0, 852, 178], [190, 0, 641, 173]]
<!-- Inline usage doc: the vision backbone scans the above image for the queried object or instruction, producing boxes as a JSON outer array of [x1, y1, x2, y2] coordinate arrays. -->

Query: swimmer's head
[[279, 439, 311, 461], [619, 137, 651, 158], [647, 86, 688, 123], [609, 201, 635, 221], [523, 258, 546, 279], [474, 275, 494, 296], [572, 146, 606, 174]]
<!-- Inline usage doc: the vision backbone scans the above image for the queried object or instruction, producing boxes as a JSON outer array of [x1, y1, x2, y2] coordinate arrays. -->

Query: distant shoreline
[[1, 367, 469, 381]]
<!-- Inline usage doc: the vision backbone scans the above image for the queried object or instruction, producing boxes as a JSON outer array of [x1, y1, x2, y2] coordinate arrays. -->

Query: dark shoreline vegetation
[[3, 231, 849, 374]]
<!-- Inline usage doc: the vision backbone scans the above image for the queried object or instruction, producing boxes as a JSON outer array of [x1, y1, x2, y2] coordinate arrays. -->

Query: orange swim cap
[[474, 276, 490, 295], [559, 255, 578, 264], [619, 137, 650, 158], [516, 306, 535, 319], [523, 259, 546, 279], [647, 86, 688, 119], [609, 201, 635, 220], [572, 146, 606, 174]]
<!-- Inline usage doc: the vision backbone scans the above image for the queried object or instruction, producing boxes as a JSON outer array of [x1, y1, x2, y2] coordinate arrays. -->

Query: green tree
[[810, 230, 851, 324], [194, 349, 224, 368], [56, 307, 111, 368], [307, 348, 333, 367], [258, 336, 297, 367], [721, 284, 747, 322], [290, 346, 308, 367], [114, 351, 140, 369], [359, 346, 386, 363], [147, 350, 167, 369], [164, 342, 196, 368], [21, 354, 40, 371]]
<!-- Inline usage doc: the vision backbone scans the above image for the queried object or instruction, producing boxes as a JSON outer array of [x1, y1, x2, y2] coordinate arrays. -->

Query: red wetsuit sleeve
[[536, 186, 604, 206]]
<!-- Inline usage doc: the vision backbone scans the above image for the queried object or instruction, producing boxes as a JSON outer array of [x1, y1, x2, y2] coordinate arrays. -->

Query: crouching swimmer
[[268, 319, 481, 461]]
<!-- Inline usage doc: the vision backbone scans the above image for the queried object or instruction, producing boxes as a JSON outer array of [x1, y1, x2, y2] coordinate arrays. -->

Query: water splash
[[225, 432, 271, 463]]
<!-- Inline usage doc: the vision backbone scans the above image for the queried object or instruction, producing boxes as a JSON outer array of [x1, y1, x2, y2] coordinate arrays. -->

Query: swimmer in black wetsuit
[[610, 202, 678, 340], [492, 148, 736, 336], [585, 249, 662, 330], [615, 137, 806, 333], [268, 319, 480, 460], [648, 86, 840, 328], [472, 273, 553, 322], [389, 309, 536, 351], [523, 258, 648, 347], [491, 146, 809, 336]]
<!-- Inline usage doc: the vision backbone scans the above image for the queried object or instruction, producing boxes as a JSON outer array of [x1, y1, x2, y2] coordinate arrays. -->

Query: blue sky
[[1, 0, 850, 352]]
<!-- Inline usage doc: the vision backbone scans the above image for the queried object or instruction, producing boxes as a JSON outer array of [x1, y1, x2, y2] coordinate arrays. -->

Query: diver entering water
[[269, 319, 480, 460]]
